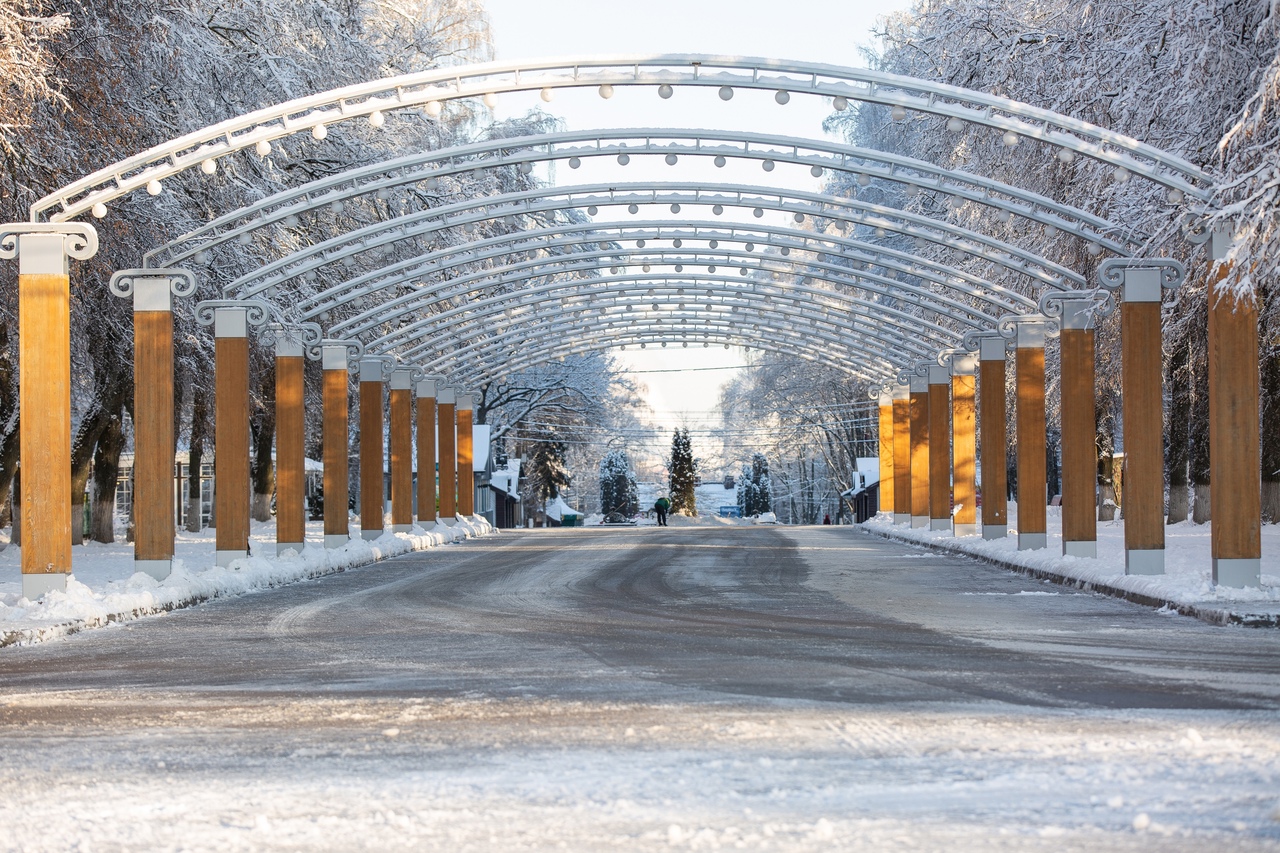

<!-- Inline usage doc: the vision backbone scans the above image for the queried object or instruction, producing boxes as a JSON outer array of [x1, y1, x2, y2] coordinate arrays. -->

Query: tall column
[[322, 345, 350, 549], [275, 334, 305, 555], [438, 386, 457, 522], [1119, 270, 1166, 573], [416, 378, 438, 527], [358, 359, 385, 541], [1016, 321, 1048, 550], [214, 308, 250, 567], [6, 224, 98, 600], [389, 368, 413, 533], [928, 365, 951, 531], [979, 337, 1009, 539], [891, 385, 910, 524], [877, 391, 894, 516], [1208, 229, 1262, 587], [457, 392, 476, 518], [909, 374, 930, 529], [951, 354, 977, 537], [131, 276, 176, 578], [1059, 300, 1098, 558]]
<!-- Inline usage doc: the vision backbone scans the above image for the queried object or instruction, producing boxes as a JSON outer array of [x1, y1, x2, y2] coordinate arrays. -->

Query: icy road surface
[[2, 525, 1280, 851]]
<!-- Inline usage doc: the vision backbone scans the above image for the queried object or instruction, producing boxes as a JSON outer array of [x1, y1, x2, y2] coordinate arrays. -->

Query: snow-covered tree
[[749, 453, 773, 516], [667, 428, 697, 516], [598, 450, 638, 518]]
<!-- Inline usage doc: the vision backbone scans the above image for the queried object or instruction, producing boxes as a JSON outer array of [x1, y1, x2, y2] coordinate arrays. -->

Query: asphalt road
[[3, 525, 1280, 851]]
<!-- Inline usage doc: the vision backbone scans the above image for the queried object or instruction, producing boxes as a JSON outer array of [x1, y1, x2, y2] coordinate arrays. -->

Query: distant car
[[754, 512, 778, 524]]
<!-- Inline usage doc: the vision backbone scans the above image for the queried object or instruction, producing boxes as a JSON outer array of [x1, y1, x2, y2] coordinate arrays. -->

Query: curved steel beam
[[146, 127, 1139, 265], [36, 53, 1211, 222]]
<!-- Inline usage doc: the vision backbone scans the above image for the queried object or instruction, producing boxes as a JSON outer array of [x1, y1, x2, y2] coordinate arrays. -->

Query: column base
[[215, 549, 247, 568], [1063, 540, 1097, 559], [276, 542, 304, 557], [1126, 548, 1165, 575], [392, 523, 413, 533], [953, 523, 978, 537], [930, 518, 950, 531], [134, 559, 171, 581], [1213, 557, 1260, 588], [1018, 532, 1048, 551], [324, 534, 349, 549], [22, 572, 67, 601], [982, 524, 1007, 540], [911, 515, 928, 529], [361, 528, 383, 541], [893, 513, 911, 525], [417, 520, 437, 531], [437, 517, 456, 527]]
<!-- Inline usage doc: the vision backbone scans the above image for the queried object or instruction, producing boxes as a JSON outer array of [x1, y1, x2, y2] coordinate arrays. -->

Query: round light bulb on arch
[[568, 157, 581, 169], [1113, 166, 1131, 183], [599, 84, 615, 99], [201, 158, 217, 175], [762, 160, 775, 172], [712, 204, 724, 215], [670, 203, 681, 213], [628, 204, 639, 214], [658, 84, 673, 99], [617, 153, 630, 165], [91, 202, 107, 218], [718, 86, 734, 101], [482, 93, 498, 108], [713, 155, 727, 168], [833, 96, 848, 111], [255, 139, 272, 157], [146, 179, 163, 196], [947, 117, 965, 133], [1167, 188, 1185, 204], [890, 105, 908, 121], [774, 90, 790, 105], [312, 123, 328, 140], [1001, 130, 1019, 147], [665, 153, 678, 166], [587, 205, 598, 215], [368, 110, 385, 128], [540, 87, 554, 103], [810, 165, 824, 177]]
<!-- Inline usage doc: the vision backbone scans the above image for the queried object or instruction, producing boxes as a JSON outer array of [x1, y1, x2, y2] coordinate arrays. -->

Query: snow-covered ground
[[0, 516, 492, 647], [865, 504, 1280, 623]]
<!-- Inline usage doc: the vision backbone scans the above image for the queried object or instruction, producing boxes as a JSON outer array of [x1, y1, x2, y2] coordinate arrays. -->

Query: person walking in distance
[[654, 496, 670, 527]]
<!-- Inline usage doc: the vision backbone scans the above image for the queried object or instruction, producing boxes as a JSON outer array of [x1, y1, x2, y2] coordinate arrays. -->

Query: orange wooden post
[[1118, 270, 1166, 573], [130, 275, 176, 578], [438, 386, 457, 522], [1208, 229, 1262, 587], [877, 391, 894, 517], [978, 336, 1009, 539], [214, 308, 250, 566], [909, 374, 930, 529], [416, 378, 438, 527], [358, 359, 385, 541], [891, 385, 911, 524], [950, 354, 978, 537], [389, 368, 413, 533], [322, 345, 350, 549], [457, 393, 476, 518], [10, 226, 96, 599], [1059, 300, 1098, 558], [928, 365, 952, 531], [274, 334, 305, 555], [1015, 321, 1048, 550]]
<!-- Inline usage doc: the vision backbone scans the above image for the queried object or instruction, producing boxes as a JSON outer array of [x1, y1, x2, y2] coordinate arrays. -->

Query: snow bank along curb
[[0, 517, 494, 649], [861, 521, 1280, 628]]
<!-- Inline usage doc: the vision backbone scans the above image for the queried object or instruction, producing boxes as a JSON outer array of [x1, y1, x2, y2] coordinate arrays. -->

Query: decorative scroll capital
[[1097, 257, 1185, 291], [109, 268, 197, 300], [0, 222, 98, 262], [194, 298, 273, 328], [962, 329, 1010, 354], [306, 337, 364, 362], [1038, 289, 1116, 329]]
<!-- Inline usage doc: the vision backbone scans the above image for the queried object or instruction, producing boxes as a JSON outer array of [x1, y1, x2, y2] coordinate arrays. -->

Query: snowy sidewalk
[[863, 506, 1280, 626], [0, 516, 493, 648]]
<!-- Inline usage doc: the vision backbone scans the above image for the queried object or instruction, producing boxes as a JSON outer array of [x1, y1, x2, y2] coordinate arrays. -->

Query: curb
[[860, 526, 1280, 629]]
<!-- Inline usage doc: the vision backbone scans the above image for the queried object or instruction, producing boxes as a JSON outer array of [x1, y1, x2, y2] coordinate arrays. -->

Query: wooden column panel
[[928, 369, 951, 530], [416, 382, 437, 524], [1121, 298, 1165, 571], [275, 345, 305, 553], [979, 354, 1008, 537], [359, 366, 385, 540], [1209, 259, 1262, 586], [951, 366, 977, 536], [892, 392, 910, 521], [877, 399, 894, 516], [134, 308, 174, 567], [457, 400, 475, 518], [1060, 322, 1097, 557], [389, 374, 412, 531], [214, 312, 250, 565], [438, 396, 457, 519], [909, 380, 930, 527], [1016, 342, 1047, 549], [322, 347, 349, 548]]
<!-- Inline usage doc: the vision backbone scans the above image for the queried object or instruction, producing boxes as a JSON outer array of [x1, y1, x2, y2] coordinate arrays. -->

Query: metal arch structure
[[143, 127, 1143, 266], [31, 53, 1212, 222], [289, 220, 1038, 322], [222, 181, 1087, 295]]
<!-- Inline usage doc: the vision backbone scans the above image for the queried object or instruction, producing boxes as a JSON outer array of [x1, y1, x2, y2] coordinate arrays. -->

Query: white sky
[[480, 0, 913, 439]]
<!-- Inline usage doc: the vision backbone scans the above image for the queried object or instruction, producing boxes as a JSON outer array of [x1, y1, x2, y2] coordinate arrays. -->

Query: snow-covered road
[[2, 525, 1279, 851]]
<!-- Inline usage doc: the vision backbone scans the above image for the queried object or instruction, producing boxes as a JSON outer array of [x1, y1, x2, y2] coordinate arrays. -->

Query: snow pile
[[0, 515, 493, 647], [864, 506, 1280, 623]]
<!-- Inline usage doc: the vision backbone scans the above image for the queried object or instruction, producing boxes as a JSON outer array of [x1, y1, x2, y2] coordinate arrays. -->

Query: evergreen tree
[[750, 453, 773, 516], [528, 440, 571, 504], [668, 428, 697, 516], [599, 449, 639, 517], [736, 462, 751, 515]]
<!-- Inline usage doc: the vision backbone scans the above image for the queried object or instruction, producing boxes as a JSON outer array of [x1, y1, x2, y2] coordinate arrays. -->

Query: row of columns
[[876, 248, 1262, 587]]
